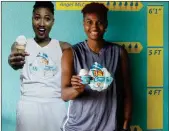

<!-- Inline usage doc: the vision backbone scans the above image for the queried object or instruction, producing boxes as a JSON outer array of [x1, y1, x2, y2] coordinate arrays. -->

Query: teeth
[[39, 28, 45, 31], [91, 32, 98, 35]]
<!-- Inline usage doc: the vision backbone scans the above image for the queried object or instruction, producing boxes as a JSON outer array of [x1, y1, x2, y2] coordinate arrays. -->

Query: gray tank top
[[62, 41, 125, 131]]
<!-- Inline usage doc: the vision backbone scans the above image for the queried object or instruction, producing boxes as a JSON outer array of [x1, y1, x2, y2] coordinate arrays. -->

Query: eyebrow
[[33, 13, 51, 17], [85, 18, 91, 20], [44, 15, 51, 17], [33, 13, 40, 16], [34, 13, 40, 15]]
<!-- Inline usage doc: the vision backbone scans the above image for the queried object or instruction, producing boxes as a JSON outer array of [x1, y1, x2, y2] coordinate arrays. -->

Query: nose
[[39, 19, 44, 26], [91, 22, 98, 29]]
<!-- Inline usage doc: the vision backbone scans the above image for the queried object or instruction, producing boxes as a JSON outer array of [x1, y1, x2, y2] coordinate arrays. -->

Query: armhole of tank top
[[71, 47, 76, 73], [118, 46, 123, 71], [72, 47, 75, 59], [56, 40, 63, 55], [119, 46, 122, 57]]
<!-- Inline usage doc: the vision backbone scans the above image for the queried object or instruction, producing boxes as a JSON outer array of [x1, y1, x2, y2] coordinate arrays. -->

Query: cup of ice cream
[[88, 63, 114, 91], [79, 69, 91, 85], [15, 35, 27, 53]]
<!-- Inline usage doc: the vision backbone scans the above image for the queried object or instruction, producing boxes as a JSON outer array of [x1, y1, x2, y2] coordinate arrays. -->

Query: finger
[[12, 64, 24, 70], [72, 75, 81, 78], [10, 56, 25, 62], [73, 86, 80, 89], [9, 52, 16, 57], [71, 81, 82, 86], [10, 52, 23, 57], [10, 52, 29, 57], [71, 76, 81, 82], [20, 52, 29, 57], [23, 52, 30, 56], [73, 85, 84, 89], [71, 77, 81, 83], [11, 61, 25, 66]]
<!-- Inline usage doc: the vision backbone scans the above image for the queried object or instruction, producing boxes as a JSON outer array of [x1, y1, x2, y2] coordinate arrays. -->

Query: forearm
[[123, 92, 132, 128], [61, 87, 81, 101], [124, 97, 132, 118]]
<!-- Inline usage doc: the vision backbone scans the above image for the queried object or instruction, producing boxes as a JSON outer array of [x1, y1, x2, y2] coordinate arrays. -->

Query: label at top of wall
[[56, 2, 143, 11]]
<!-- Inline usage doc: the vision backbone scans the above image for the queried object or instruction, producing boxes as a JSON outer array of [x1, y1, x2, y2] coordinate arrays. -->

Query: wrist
[[74, 88, 83, 97], [123, 120, 129, 129], [121, 129, 129, 131]]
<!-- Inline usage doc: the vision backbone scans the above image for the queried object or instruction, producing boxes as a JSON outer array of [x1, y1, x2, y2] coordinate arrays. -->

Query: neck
[[34, 37, 51, 47], [87, 39, 105, 53]]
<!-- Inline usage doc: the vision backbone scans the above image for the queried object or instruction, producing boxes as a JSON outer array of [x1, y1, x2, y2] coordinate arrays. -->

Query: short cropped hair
[[81, 2, 108, 19], [33, 1, 54, 15]]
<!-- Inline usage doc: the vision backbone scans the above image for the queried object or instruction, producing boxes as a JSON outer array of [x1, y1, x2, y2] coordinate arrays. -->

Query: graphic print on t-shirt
[[29, 52, 57, 79], [88, 62, 113, 91]]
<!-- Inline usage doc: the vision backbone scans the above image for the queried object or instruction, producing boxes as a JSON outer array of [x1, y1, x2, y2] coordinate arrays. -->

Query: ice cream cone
[[15, 35, 27, 53]]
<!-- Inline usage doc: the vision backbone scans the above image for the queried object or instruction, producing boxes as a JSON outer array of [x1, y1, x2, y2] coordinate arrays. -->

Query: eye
[[86, 20, 92, 25], [34, 16, 40, 20], [45, 17, 51, 21], [97, 21, 104, 25]]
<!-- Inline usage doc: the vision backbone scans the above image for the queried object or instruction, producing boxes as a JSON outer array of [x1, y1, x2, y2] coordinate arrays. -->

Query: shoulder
[[59, 41, 72, 52], [107, 41, 126, 49], [105, 41, 128, 57], [120, 46, 128, 59], [62, 47, 73, 60], [72, 41, 85, 50], [106, 41, 123, 49]]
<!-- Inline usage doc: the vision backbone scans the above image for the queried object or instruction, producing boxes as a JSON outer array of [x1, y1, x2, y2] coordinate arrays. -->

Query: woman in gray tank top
[[61, 3, 132, 131]]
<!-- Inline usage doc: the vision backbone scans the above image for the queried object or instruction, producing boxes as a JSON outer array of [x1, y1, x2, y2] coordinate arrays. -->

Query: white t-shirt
[[20, 38, 62, 98]]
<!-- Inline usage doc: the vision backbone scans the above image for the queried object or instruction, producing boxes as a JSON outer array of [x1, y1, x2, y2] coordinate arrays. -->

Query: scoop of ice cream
[[16, 35, 27, 45], [79, 69, 88, 76]]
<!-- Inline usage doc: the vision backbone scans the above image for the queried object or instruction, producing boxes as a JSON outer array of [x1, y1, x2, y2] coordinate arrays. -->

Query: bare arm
[[59, 41, 71, 52], [61, 48, 85, 101], [120, 47, 132, 129]]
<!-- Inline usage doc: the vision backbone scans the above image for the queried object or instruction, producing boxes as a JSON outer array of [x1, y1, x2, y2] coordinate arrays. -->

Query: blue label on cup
[[81, 75, 91, 84]]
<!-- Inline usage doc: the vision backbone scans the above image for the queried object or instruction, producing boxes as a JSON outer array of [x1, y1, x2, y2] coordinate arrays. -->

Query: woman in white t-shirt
[[8, 1, 71, 131]]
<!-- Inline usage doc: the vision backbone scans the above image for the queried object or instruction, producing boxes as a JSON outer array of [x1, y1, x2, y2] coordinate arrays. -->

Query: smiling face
[[32, 7, 54, 41], [83, 13, 107, 41]]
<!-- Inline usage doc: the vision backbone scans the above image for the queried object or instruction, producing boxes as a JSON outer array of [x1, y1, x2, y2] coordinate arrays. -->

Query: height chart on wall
[[56, 2, 168, 131]]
